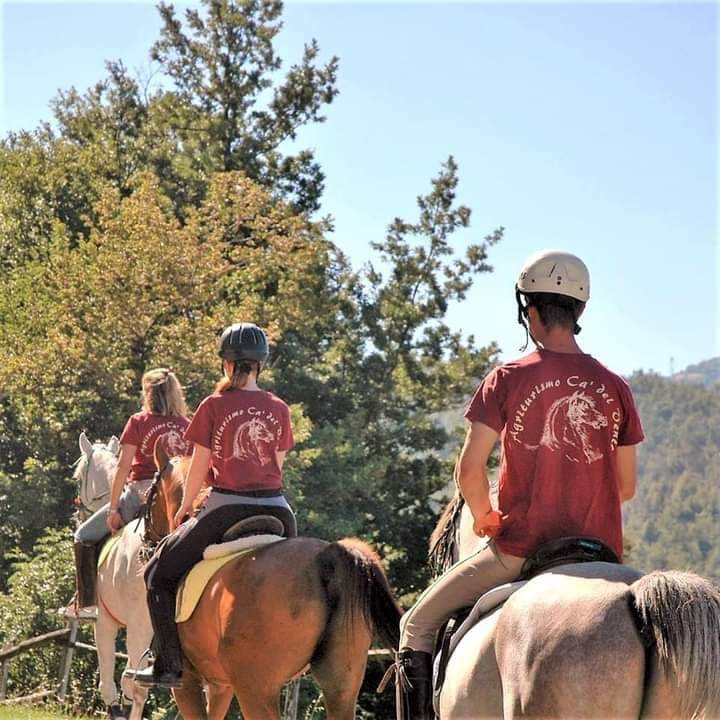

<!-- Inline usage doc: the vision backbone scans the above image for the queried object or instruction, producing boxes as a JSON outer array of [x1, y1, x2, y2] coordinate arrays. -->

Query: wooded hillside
[[624, 367, 719, 583]]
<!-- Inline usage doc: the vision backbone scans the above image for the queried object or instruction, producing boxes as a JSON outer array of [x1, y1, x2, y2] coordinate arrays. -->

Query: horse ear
[[154, 436, 170, 470], [79, 431, 93, 456], [108, 436, 120, 455]]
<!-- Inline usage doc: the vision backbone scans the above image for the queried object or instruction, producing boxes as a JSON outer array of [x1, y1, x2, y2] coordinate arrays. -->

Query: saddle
[[175, 515, 286, 622], [432, 537, 619, 709]]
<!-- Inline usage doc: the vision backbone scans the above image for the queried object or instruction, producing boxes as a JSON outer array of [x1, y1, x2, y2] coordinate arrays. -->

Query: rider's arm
[[615, 444, 637, 502], [108, 444, 135, 511], [174, 444, 212, 528], [456, 422, 499, 533], [106, 444, 135, 532]]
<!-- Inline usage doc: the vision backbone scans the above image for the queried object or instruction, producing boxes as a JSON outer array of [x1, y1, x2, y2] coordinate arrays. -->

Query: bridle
[[141, 459, 174, 557], [75, 445, 115, 516]]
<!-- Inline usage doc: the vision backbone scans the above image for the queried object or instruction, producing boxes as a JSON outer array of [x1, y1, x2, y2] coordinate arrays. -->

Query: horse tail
[[315, 537, 402, 652], [629, 570, 720, 719]]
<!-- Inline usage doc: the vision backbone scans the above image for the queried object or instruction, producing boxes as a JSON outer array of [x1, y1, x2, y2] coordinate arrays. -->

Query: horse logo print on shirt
[[509, 375, 622, 465], [232, 416, 276, 466], [526, 391, 608, 464], [164, 428, 191, 457]]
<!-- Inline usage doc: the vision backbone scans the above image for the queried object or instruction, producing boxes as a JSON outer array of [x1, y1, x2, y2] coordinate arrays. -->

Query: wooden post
[[0, 658, 10, 701], [56, 620, 78, 703], [282, 679, 300, 720]]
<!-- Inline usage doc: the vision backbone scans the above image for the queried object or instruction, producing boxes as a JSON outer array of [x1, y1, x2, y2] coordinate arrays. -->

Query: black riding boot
[[74, 541, 98, 608], [395, 648, 433, 720], [134, 578, 183, 688]]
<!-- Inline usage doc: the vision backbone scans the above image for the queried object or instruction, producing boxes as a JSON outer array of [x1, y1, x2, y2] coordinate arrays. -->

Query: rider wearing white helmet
[[395, 250, 644, 720]]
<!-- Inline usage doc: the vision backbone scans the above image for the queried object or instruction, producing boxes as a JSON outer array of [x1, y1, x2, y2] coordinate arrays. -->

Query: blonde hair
[[214, 360, 259, 394], [141, 368, 188, 416]]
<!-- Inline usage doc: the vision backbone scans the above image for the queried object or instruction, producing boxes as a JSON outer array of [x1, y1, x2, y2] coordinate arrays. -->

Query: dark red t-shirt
[[184, 388, 294, 492], [120, 412, 191, 483], [465, 350, 644, 560]]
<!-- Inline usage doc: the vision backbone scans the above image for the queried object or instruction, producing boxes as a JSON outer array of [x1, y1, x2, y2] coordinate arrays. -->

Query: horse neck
[[155, 471, 184, 538]]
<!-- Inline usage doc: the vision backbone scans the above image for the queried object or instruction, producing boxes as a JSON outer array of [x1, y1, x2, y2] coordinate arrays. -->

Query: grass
[[0, 707, 96, 720]]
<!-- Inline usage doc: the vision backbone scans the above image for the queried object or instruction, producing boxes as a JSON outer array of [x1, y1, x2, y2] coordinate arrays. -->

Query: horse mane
[[428, 489, 465, 578]]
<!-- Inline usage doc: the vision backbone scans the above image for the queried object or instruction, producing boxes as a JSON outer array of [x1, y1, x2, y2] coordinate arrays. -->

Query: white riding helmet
[[516, 250, 590, 303]]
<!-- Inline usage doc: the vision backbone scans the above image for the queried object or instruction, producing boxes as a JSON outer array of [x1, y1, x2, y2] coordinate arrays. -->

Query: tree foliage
[[0, 1, 505, 715], [0, 0, 337, 274]]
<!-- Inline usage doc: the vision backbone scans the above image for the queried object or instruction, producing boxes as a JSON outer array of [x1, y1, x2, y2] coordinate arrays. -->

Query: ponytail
[[214, 360, 258, 393]]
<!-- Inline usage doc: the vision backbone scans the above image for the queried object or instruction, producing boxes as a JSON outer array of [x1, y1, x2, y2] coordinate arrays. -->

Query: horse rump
[[629, 570, 720, 719], [315, 538, 402, 653]]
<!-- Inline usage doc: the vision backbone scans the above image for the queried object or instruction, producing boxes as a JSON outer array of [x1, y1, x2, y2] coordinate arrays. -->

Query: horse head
[[75, 431, 120, 516], [567, 391, 608, 431], [144, 441, 201, 546]]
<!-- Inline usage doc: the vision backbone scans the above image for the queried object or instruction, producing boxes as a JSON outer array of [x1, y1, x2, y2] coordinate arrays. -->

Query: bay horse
[[428, 491, 720, 719], [74, 433, 153, 720], [146, 443, 402, 720]]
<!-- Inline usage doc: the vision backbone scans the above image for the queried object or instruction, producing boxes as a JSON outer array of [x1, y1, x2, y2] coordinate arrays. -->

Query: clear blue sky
[[1, 1, 717, 377]]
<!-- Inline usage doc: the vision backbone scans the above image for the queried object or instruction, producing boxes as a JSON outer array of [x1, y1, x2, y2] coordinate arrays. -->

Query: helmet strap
[[515, 288, 539, 352]]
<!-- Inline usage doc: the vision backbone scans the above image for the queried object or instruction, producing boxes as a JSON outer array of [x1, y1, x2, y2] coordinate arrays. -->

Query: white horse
[[75, 433, 153, 720], [428, 492, 720, 719]]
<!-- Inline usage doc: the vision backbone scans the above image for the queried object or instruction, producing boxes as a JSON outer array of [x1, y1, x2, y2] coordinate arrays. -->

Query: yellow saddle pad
[[98, 534, 122, 569], [175, 549, 252, 623]]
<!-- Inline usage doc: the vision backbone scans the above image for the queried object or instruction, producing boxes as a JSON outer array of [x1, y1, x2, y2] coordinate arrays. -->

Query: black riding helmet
[[218, 323, 269, 366]]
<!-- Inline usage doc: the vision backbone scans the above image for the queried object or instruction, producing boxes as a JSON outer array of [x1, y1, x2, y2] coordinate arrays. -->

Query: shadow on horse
[[74, 433, 153, 720], [428, 491, 720, 719], [145, 443, 402, 720]]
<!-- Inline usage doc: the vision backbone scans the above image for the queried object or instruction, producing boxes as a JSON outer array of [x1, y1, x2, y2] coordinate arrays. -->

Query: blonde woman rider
[[395, 250, 644, 719], [68, 368, 190, 620]]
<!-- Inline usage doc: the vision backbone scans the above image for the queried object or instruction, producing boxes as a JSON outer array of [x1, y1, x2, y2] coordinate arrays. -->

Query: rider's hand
[[107, 509, 124, 534], [172, 504, 192, 531], [473, 510, 502, 538]]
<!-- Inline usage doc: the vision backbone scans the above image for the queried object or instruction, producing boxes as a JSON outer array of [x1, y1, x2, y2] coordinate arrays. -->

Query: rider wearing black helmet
[[136, 323, 296, 689]]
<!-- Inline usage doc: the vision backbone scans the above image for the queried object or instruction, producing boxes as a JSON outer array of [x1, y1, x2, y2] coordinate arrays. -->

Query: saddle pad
[[97, 534, 122, 569], [432, 581, 527, 716], [447, 581, 527, 659], [176, 549, 252, 623]]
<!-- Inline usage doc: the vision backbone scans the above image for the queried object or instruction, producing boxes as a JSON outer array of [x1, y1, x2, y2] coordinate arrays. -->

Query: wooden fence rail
[[0, 621, 392, 715], [0, 620, 127, 704]]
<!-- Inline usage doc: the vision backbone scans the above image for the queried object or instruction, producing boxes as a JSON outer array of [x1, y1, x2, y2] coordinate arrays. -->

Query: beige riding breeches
[[400, 540, 526, 653]]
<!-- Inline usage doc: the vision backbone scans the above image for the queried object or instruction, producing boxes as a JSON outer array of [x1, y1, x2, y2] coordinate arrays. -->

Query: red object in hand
[[475, 510, 502, 538]]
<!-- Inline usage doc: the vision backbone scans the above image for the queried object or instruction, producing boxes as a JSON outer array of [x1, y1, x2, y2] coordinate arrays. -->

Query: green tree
[[0, 170, 336, 571], [624, 371, 720, 583], [0, 0, 337, 275], [278, 157, 502, 601]]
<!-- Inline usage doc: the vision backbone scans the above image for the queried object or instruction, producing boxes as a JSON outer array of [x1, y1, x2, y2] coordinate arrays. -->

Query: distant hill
[[671, 356, 720, 387], [624, 368, 719, 582]]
